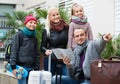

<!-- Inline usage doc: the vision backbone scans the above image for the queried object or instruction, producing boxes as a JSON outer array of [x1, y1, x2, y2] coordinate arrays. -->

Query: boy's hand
[[103, 33, 112, 42], [12, 69, 17, 77]]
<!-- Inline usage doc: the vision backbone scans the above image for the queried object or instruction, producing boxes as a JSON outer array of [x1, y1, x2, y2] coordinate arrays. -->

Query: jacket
[[68, 37, 106, 79], [10, 31, 40, 70], [41, 28, 68, 54]]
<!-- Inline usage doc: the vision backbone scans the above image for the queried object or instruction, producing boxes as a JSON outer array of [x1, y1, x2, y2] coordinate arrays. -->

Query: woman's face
[[48, 9, 60, 23], [73, 6, 84, 18]]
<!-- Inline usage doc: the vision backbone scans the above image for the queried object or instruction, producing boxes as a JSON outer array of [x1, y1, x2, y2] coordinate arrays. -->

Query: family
[[9, 3, 112, 84]]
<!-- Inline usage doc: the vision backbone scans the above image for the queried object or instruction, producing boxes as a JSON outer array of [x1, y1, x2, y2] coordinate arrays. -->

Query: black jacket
[[10, 31, 40, 70], [41, 28, 68, 54]]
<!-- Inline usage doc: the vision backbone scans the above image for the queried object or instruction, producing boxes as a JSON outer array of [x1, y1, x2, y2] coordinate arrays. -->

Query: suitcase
[[91, 56, 120, 84], [28, 54, 52, 84], [55, 64, 62, 84]]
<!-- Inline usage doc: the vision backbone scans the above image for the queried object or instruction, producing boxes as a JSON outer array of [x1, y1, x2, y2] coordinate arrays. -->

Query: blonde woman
[[41, 7, 69, 76]]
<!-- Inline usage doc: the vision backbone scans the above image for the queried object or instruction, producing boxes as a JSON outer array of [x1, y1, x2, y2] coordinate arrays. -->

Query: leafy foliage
[[98, 33, 120, 58], [59, 8, 70, 23], [112, 34, 120, 56]]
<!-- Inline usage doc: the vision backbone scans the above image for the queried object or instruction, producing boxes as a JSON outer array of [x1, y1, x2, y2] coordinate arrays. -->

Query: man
[[62, 28, 112, 84]]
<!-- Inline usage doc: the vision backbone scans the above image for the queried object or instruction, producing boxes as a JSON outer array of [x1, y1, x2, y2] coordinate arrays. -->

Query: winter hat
[[24, 14, 37, 25]]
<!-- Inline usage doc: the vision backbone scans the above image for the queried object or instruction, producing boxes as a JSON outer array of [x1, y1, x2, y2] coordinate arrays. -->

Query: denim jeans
[[52, 75, 91, 84], [44, 57, 68, 76], [18, 66, 33, 84]]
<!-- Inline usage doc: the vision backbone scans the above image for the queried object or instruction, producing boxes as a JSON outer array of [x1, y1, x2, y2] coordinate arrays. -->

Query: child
[[68, 3, 93, 50], [10, 14, 40, 84], [41, 7, 69, 76]]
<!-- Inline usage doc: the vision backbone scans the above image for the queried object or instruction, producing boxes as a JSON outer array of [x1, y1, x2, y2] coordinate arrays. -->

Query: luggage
[[28, 70, 51, 84], [28, 54, 52, 84], [55, 64, 62, 84], [91, 56, 120, 84]]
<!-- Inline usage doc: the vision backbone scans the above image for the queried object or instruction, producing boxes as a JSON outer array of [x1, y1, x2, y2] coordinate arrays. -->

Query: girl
[[68, 3, 93, 50], [41, 7, 69, 76]]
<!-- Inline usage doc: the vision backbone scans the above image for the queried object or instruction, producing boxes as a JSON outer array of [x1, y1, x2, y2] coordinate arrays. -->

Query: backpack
[[5, 31, 24, 62]]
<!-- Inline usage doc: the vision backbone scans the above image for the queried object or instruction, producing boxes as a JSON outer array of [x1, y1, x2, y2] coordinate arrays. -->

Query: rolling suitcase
[[91, 56, 120, 84], [28, 54, 52, 84]]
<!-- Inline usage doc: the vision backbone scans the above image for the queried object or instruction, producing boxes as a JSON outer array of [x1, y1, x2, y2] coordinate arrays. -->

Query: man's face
[[74, 29, 87, 45]]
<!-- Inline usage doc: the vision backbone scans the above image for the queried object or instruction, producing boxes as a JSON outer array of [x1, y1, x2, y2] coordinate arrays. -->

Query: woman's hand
[[45, 50, 52, 56]]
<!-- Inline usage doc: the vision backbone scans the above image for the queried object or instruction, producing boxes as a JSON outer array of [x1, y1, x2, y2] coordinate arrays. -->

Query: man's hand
[[62, 56, 71, 67], [103, 33, 112, 42]]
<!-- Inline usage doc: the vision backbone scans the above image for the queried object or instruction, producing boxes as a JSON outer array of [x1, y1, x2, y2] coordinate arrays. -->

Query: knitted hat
[[24, 14, 37, 25]]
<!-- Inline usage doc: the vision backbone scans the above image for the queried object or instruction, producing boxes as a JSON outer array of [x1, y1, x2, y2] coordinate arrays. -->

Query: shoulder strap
[[18, 30, 24, 46]]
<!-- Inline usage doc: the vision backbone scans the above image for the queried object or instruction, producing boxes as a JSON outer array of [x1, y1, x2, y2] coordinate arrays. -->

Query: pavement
[[0, 61, 4, 70], [0, 60, 16, 78]]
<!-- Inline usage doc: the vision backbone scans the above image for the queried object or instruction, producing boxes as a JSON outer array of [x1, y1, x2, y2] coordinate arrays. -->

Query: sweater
[[68, 22, 93, 50]]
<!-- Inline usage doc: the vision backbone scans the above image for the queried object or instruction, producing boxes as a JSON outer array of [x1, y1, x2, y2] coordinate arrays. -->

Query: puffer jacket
[[10, 31, 40, 70]]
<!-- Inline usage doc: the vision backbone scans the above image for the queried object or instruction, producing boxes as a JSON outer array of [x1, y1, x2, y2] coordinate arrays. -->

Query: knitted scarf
[[21, 27, 36, 37], [71, 16, 87, 25], [50, 19, 68, 31], [73, 40, 89, 68]]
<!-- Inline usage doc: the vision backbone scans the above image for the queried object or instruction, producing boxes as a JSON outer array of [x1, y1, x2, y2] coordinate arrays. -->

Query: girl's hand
[[45, 50, 52, 56]]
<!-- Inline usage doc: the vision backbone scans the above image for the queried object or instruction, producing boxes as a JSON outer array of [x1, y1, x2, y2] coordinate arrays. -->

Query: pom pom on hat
[[24, 14, 37, 25]]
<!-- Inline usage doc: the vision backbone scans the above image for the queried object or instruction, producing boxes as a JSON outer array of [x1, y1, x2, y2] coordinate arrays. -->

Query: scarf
[[21, 27, 36, 37], [74, 40, 89, 68], [50, 19, 68, 31], [71, 16, 87, 25]]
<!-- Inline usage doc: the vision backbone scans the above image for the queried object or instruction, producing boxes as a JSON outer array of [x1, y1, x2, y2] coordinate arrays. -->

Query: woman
[[41, 7, 69, 76]]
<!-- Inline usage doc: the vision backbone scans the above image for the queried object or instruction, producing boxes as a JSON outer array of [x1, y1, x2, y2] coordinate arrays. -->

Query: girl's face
[[73, 6, 84, 18], [48, 9, 60, 23], [25, 20, 37, 30]]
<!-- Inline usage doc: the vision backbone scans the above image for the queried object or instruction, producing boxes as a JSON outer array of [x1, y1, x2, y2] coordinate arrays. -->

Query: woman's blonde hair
[[45, 7, 59, 36]]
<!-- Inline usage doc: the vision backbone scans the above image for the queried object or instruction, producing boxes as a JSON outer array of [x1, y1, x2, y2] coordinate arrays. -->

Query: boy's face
[[73, 6, 84, 18], [25, 20, 37, 30], [48, 9, 60, 23], [74, 29, 87, 45]]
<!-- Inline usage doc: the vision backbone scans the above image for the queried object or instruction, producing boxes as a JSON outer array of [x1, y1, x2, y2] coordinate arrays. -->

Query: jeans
[[52, 75, 91, 84], [18, 66, 33, 84], [44, 57, 68, 76]]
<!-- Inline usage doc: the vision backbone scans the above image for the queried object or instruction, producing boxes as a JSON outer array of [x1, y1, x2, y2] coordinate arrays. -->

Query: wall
[[0, 0, 24, 11], [74, 0, 114, 38], [92, 0, 114, 38], [23, 0, 46, 11]]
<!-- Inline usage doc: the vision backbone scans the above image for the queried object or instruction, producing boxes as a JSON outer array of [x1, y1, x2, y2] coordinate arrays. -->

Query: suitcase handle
[[48, 54, 51, 72], [108, 56, 120, 60]]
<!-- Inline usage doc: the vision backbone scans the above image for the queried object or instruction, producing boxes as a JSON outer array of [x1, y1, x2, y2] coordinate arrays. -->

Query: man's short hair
[[73, 28, 87, 36]]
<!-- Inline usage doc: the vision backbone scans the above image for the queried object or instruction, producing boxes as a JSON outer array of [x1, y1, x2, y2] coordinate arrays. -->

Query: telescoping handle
[[48, 54, 51, 72]]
